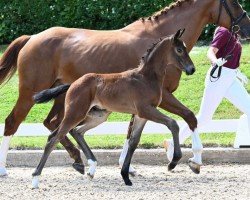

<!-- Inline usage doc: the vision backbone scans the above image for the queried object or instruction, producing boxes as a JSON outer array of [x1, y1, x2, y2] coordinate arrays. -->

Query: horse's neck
[[139, 52, 167, 85], [124, 0, 213, 52]]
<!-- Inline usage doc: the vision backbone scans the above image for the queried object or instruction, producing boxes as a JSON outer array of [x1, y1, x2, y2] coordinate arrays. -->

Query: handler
[[164, 26, 250, 167]]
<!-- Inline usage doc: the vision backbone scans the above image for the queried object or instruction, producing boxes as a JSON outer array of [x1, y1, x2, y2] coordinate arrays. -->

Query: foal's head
[[168, 29, 195, 75], [144, 29, 195, 75]]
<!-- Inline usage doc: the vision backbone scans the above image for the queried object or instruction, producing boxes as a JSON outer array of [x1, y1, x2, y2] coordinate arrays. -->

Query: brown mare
[[31, 30, 195, 187], [0, 0, 250, 176]]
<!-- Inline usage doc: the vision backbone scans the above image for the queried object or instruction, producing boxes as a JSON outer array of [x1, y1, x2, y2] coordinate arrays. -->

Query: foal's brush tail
[[0, 35, 31, 85], [33, 84, 70, 104]]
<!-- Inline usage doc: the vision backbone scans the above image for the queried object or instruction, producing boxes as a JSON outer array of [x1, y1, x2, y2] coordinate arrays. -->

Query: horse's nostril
[[192, 67, 195, 74], [186, 66, 195, 75]]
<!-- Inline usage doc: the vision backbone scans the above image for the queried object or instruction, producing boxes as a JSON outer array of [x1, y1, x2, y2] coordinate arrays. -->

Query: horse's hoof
[[188, 160, 201, 174], [168, 162, 177, 171], [87, 172, 94, 180], [72, 163, 85, 175], [0, 167, 8, 176], [32, 176, 40, 189], [124, 178, 133, 186], [129, 171, 137, 177], [121, 171, 133, 186]]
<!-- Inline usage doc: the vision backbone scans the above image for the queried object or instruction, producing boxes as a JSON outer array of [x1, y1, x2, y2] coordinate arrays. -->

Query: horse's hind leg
[[0, 89, 34, 176], [70, 108, 111, 179], [32, 127, 63, 188], [43, 94, 84, 174], [119, 114, 137, 176], [32, 108, 91, 188]]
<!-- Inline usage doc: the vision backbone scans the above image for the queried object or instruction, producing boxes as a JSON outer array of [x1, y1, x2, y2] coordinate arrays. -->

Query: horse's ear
[[179, 28, 185, 38], [174, 29, 185, 41]]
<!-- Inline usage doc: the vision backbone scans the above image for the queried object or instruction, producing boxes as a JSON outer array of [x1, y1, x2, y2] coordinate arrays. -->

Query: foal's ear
[[174, 29, 186, 41]]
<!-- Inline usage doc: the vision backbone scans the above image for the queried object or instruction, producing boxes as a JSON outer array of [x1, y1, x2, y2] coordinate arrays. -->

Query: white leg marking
[[87, 159, 97, 178], [191, 129, 203, 165], [0, 136, 12, 176], [32, 176, 40, 189], [119, 139, 129, 166], [119, 139, 136, 174], [163, 139, 174, 162]]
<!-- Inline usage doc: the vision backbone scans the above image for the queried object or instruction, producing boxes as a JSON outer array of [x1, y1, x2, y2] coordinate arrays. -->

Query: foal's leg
[[32, 90, 93, 188], [32, 127, 69, 188], [121, 115, 147, 186], [32, 113, 90, 188], [0, 89, 34, 176], [44, 95, 84, 174], [159, 91, 202, 173], [70, 109, 111, 179], [119, 114, 137, 176], [139, 106, 182, 170]]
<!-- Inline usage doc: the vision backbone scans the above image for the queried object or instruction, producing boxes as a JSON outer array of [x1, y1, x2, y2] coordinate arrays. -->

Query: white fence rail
[[0, 119, 239, 136]]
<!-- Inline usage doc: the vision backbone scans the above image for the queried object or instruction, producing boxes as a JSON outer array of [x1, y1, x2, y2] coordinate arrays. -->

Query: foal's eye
[[232, 0, 238, 6], [177, 48, 183, 53]]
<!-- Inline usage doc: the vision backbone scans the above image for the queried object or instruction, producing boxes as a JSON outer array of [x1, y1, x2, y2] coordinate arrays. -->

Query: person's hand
[[237, 69, 249, 86], [214, 58, 227, 67]]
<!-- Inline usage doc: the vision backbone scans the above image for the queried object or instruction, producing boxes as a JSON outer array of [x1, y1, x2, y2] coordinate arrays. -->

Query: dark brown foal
[[32, 29, 195, 187]]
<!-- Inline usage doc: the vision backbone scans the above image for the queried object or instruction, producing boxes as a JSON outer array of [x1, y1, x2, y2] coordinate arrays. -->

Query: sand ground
[[0, 164, 250, 200]]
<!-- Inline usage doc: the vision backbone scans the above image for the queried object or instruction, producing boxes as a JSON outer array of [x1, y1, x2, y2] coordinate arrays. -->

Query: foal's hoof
[[122, 176, 133, 186], [188, 160, 201, 174], [72, 163, 85, 175], [121, 172, 133, 186], [32, 176, 40, 189], [168, 162, 177, 171], [125, 179, 133, 186], [87, 172, 94, 180], [0, 167, 8, 176]]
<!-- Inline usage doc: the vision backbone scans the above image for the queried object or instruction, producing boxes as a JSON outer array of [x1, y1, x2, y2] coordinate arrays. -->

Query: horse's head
[[142, 29, 195, 75], [212, 0, 250, 39], [168, 29, 195, 76]]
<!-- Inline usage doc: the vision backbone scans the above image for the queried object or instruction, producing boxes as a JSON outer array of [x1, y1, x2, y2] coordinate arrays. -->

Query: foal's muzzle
[[185, 65, 196, 75]]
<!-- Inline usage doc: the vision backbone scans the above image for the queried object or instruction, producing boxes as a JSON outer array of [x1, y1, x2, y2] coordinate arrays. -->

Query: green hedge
[[0, 0, 249, 44]]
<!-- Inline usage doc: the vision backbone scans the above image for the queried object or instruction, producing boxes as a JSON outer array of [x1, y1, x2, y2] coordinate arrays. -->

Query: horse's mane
[[141, 36, 169, 64], [141, 0, 193, 21]]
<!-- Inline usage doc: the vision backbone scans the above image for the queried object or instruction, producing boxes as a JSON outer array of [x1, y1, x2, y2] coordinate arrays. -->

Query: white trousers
[[179, 67, 250, 144]]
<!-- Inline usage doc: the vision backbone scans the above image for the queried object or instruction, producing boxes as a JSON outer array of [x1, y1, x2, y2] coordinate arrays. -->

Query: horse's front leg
[[159, 91, 203, 173], [136, 106, 182, 172], [121, 116, 147, 186]]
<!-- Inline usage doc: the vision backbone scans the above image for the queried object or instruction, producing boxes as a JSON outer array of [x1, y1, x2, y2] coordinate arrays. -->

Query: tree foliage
[[0, 0, 249, 44]]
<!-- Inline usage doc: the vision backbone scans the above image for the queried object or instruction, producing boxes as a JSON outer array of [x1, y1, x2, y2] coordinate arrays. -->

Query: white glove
[[237, 69, 249, 86], [214, 58, 227, 67]]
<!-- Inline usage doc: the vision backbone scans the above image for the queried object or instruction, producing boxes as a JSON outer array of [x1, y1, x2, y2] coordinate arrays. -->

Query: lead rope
[[209, 31, 238, 82]]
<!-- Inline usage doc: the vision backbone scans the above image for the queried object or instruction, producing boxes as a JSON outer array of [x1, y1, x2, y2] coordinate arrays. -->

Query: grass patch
[[3, 133, 235, 150]]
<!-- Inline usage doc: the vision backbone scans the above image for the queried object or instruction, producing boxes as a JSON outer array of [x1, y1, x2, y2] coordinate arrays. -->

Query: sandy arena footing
[[0, 164, 250, 200]]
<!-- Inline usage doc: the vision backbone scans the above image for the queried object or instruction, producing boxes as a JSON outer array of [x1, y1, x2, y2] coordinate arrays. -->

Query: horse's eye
[[177, 48, 183, 53], [232, 0, 238, 6]]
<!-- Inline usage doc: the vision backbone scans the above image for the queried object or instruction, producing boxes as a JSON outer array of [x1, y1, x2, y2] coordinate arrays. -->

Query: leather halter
[[217, 0, 247, 33]]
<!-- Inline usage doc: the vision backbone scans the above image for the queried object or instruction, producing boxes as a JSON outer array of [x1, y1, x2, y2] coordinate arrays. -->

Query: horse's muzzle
[[185, 65, 195, 75]]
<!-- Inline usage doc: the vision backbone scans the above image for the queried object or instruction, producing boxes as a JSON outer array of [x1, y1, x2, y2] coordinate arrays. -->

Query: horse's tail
[[33, 84, 71, 104], [0, 35, 31, 85]]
